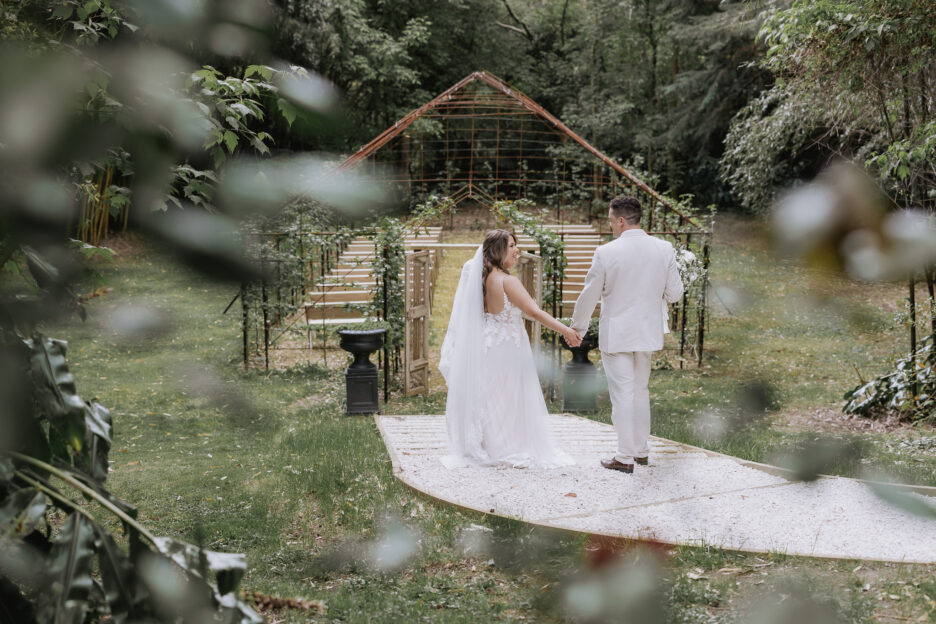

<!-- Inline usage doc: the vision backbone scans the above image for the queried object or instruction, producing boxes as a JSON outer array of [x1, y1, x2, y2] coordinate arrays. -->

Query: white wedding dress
[[438, 247, 574, 469]]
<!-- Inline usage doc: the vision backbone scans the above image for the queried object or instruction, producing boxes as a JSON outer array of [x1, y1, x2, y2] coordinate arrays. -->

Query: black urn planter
[[560, 332, 600, 413], [338, 329, 386, 415]]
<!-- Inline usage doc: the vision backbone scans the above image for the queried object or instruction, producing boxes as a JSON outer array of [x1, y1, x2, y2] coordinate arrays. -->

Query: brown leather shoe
[[634, 457, 648, 466], [601, 458, 634, 474]]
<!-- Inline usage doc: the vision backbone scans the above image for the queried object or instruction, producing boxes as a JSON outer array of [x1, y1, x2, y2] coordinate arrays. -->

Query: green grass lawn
[[38, 216, 936, 623]]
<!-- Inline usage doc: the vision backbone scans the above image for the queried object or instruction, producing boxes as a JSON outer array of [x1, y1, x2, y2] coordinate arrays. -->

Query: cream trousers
[[601, 351, 652, 464]]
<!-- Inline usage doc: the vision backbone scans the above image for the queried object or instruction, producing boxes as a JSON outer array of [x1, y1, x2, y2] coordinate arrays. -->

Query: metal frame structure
[[339, 71, 711, 368], [339, 71, 702, 233]]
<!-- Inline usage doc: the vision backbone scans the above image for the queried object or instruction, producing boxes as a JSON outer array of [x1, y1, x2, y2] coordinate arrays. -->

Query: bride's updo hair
[[482, 229, 516, 300]]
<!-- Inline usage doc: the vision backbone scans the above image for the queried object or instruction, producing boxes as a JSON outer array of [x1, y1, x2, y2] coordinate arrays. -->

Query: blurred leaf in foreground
[[561, 550, 665, 624]]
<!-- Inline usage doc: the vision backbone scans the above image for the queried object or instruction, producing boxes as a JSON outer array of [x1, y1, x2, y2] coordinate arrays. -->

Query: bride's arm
[[503, 276, 579, 342]]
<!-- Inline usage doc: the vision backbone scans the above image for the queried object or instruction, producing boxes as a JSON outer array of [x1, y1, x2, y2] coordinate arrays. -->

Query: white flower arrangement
[[675, 247, 704, 288]]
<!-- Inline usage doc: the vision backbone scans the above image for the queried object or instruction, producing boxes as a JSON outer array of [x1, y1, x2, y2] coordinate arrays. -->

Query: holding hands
[[561, 325, 582, 348]]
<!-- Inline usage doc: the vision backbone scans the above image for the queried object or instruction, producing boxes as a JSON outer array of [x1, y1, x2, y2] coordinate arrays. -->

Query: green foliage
[[188, 66, 279, 169], [47, 0, 134, 46], [270, 0, 770, 208], [272, 0, 437, 137], [732, 0, 936, 419], [138, 62, 301, 214], [843, 334, 936, 422], [0, 1, 367, 620], [371, 217, 407, 360], [721, 85, 839, 214], [492, 199, 566, 314], [724, 0, 936, 213], [867, 120, 936, 194], [1, 329, 262, 622]]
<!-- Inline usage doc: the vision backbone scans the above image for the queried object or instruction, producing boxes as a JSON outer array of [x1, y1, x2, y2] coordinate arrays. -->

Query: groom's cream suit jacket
[[571, 229, 684, 353]]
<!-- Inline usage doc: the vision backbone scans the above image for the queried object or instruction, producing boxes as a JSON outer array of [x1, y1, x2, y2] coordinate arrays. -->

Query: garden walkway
[[376, 413, 936, 563]]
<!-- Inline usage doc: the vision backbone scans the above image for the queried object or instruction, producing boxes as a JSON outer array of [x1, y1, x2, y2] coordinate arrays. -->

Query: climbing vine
[[492, 199, 567, 314], [240, 199, 355, 368], [369, 196, 455, 384], [370, 217, 406, 360]]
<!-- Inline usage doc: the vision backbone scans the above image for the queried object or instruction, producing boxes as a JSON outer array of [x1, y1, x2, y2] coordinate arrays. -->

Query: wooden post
[[678, 237, 689, 368], [383, 245, 390, 403], [697, 242, 710, 367]]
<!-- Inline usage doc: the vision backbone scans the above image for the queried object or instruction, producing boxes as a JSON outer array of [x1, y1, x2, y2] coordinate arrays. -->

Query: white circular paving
[[376, 413, 936, 563]]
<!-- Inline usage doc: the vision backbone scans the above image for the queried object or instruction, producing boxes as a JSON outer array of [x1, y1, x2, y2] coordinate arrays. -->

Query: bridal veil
[[438, 246, 489, 467]]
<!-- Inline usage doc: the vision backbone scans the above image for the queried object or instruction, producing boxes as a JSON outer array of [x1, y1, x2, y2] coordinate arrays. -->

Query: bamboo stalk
[[97, 167, 114, 244], [79, 183, 91, 242]]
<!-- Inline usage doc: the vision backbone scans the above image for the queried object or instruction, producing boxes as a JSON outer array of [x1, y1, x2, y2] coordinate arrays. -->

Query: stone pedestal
[[338, 329, 386, 415]]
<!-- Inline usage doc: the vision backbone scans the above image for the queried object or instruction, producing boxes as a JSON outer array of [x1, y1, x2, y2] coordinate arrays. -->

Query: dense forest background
[[8, 0, 933, 218], [268, 0, 773, 212]]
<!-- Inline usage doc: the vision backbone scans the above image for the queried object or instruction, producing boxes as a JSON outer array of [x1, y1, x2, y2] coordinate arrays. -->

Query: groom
[[571, 196, 684, 474]]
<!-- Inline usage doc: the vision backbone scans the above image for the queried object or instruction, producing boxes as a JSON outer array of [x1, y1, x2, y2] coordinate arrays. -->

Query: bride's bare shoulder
[[501, 274, 526, 293], [486, 269, 508, 286]]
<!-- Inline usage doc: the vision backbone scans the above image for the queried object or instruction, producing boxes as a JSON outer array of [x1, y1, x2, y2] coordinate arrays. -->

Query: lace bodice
[[483, 292, 525, 351]]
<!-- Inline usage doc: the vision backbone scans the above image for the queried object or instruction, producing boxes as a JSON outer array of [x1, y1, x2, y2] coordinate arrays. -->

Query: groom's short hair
[[610, 196, 642, 225]]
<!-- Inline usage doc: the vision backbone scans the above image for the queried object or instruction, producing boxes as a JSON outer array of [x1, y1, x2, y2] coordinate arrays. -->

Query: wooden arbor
[[339, 71, 712, 387]]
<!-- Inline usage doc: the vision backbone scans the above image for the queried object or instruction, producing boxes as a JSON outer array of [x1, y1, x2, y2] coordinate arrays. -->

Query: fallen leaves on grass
[[248, 591, 327, 614], [78, 287, 113, 301]]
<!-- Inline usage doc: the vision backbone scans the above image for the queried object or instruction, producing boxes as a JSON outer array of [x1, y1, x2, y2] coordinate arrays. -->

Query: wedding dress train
[[438, 247, 573, 469]]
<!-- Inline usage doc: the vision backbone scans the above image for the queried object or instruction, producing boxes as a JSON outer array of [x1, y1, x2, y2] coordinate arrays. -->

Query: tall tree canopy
[[269, 0, 772, 208]]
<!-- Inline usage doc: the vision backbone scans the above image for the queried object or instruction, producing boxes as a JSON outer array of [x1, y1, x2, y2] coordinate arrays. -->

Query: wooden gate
[[404, 250, 431, 395], [516, 251, 543, 356]]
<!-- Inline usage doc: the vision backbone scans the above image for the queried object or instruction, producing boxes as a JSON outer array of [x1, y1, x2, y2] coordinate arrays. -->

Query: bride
[[438, 229, 579, 469]]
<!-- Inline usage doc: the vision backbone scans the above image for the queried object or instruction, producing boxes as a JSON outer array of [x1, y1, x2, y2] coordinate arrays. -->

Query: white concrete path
[[376, 413, 936, 563]]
